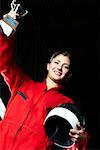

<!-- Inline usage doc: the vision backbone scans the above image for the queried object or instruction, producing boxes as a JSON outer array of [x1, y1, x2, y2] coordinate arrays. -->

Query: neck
[[46, 76, 60, 90]]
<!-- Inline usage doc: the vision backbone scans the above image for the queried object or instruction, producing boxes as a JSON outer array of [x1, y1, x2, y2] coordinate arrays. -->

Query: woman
[[0, 11, 87, 150]]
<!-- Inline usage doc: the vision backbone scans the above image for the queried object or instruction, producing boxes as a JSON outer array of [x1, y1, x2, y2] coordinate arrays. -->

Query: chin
[[53, 78, 63, 84], [50, 75, 63, 83]]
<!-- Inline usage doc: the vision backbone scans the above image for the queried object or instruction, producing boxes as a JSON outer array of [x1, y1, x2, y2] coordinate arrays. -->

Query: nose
[[57, 64, 62, 70]]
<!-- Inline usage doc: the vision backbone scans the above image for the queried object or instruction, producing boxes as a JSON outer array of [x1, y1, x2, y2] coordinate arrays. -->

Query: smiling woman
[[46, 51, 71, 90], [0, 8, 88, 150]]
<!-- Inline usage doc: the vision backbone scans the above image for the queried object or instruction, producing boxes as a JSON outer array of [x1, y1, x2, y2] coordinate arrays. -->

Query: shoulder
[[59, 93, 74, 104]]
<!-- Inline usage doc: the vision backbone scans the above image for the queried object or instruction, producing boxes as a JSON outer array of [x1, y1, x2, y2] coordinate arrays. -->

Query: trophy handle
[[10, 0, 28, 17]]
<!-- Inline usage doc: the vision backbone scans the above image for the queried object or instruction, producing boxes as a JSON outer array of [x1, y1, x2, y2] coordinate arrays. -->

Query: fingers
[[4, 10, 19, 20], [70, 127, 85, 135], [69, 125, 85, 143], [69, 131, 79, 143], [77, 122, 85, 129], [69, 131, 79, 138], [71, 137, 78, 143]]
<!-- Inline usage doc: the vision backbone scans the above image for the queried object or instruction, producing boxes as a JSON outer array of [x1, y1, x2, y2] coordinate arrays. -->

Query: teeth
[[55, 71, 61, 76]]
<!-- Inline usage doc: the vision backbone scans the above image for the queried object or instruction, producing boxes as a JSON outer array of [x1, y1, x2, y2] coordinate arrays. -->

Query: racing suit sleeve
[[0, 26, 26, 95]]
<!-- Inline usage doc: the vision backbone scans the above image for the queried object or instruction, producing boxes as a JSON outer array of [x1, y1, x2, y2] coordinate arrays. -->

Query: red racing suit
[[0, 33, 77, 150]]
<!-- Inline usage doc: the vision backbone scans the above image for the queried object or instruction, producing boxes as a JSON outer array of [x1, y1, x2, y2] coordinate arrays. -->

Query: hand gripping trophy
[[0, 0, 28, 36]]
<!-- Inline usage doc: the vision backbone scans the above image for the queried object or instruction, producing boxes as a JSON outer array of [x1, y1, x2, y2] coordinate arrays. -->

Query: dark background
[[0, 0, 100, 149]]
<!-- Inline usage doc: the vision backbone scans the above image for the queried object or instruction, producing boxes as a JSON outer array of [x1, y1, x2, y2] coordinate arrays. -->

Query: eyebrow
[[55, 59, 70, 66]]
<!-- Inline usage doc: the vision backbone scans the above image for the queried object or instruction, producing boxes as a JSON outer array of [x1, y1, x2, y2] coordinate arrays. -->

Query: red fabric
[[66, 145, 78, 150], [0, 34, 75, 149]]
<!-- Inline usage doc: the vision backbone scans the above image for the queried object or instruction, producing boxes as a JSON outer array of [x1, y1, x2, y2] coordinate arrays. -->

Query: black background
[[0, 0, 100, 149]]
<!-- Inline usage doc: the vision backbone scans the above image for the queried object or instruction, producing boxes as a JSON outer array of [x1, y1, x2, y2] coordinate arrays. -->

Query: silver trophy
[[0, 0, 28, 36], [10, 0, 28, 17]]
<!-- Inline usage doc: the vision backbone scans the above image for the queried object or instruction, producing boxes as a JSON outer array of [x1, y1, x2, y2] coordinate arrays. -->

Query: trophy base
[[0, 15, 19, 36], [3, 15, 19, 30]]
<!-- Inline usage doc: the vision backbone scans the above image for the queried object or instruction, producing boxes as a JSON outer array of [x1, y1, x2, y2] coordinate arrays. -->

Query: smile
[[54, 71, 62, 76]]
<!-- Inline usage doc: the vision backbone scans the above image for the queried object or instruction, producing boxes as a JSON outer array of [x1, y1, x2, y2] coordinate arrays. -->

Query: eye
[[64, 65, 69, 69], [54, 61, 59, 64]]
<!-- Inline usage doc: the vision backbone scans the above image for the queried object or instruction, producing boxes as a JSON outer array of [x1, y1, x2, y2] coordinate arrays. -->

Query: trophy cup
[[0, 0, 28, 36]]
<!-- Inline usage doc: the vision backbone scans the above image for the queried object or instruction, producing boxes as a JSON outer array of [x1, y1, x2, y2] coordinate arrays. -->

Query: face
[[47, 54, 70, 83]]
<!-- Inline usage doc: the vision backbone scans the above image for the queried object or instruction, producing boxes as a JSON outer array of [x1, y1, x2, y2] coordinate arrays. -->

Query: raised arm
[[0, 10, 27, 94]]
